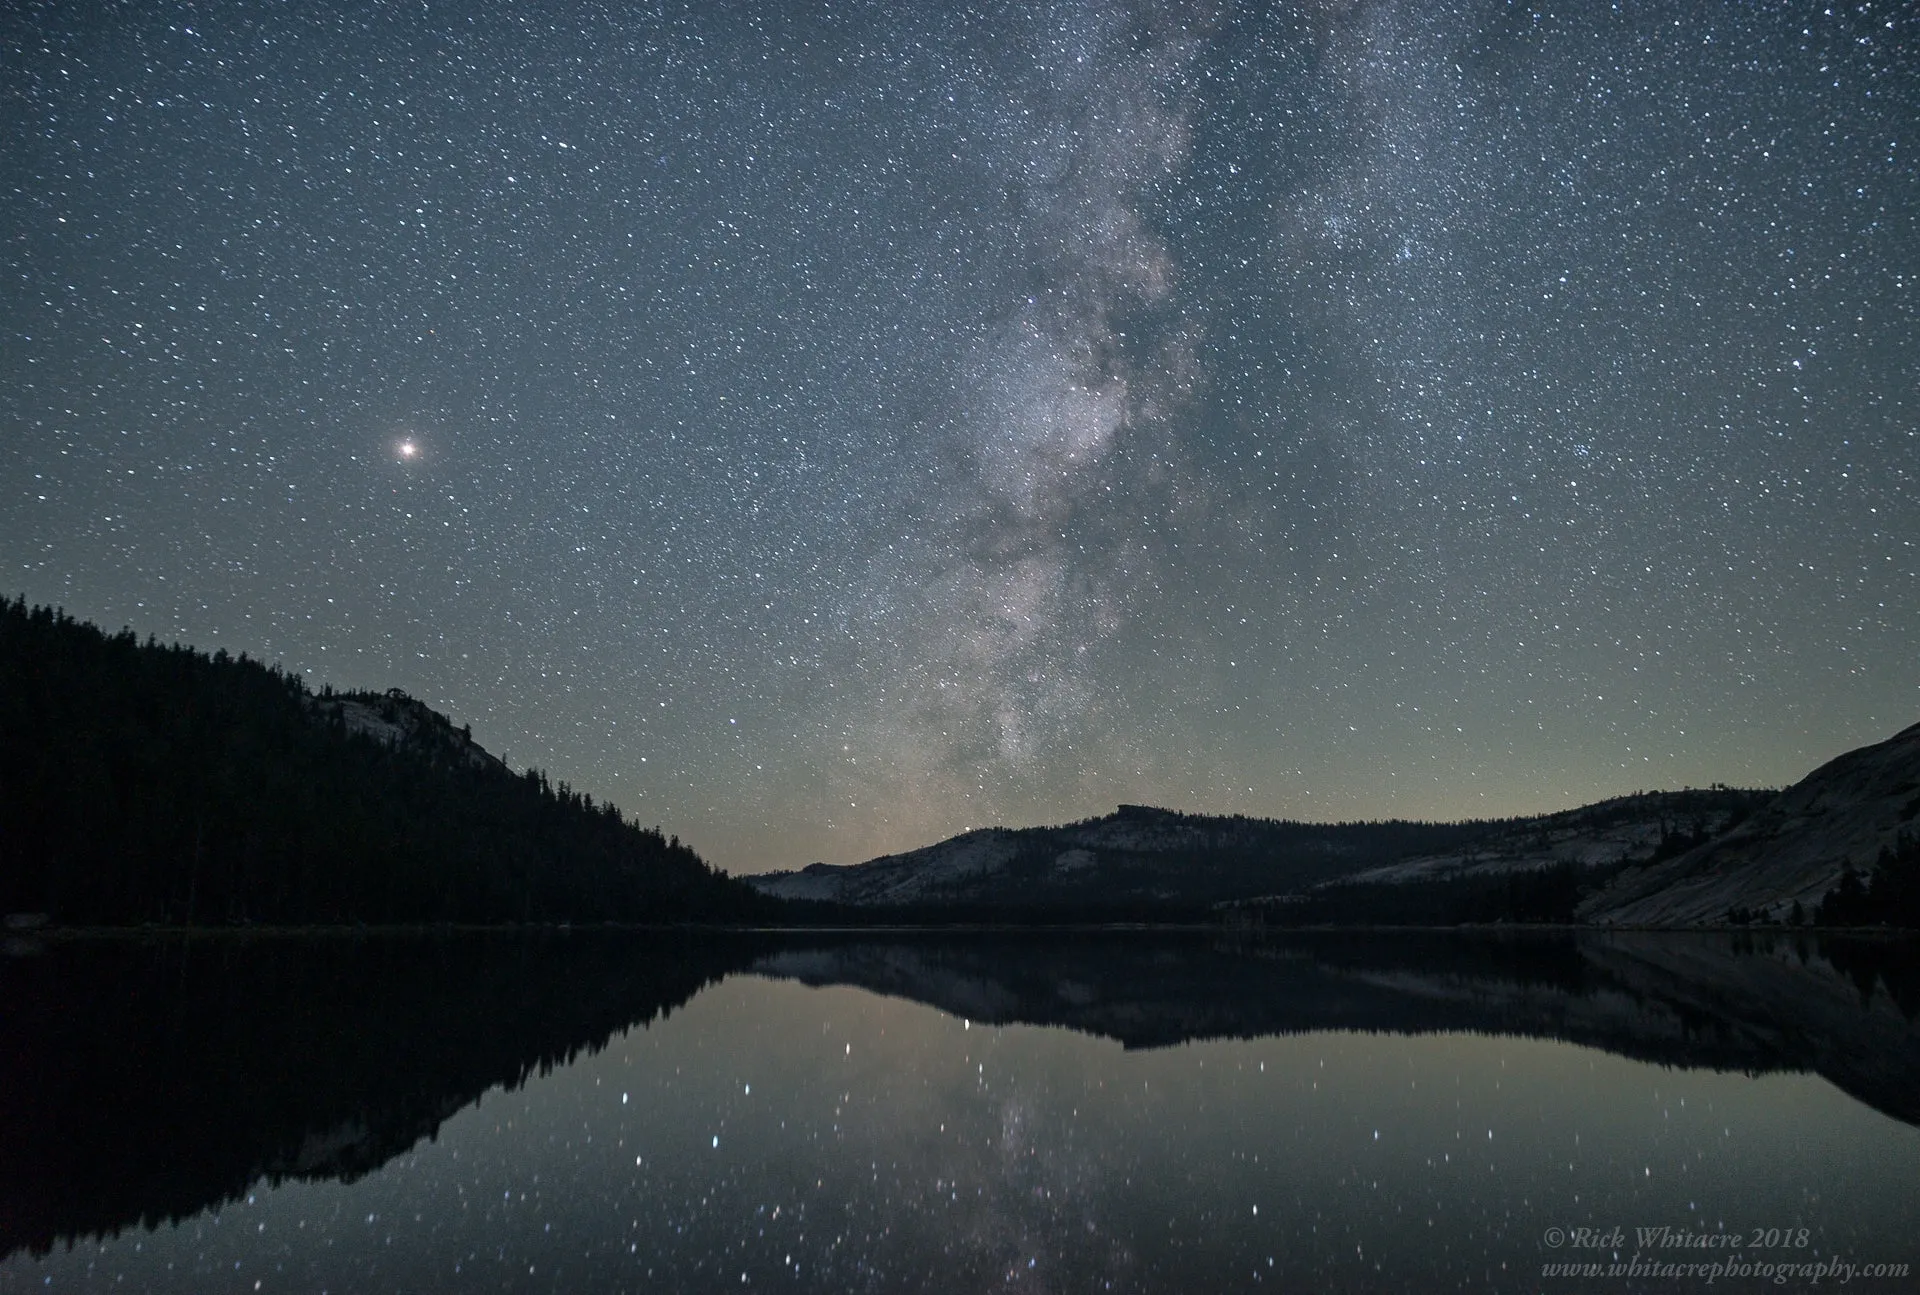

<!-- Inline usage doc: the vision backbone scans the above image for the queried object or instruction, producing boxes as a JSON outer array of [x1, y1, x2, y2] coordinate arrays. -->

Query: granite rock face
[[751, 792, 1766, 916], [1580, 721, 1920, 927], [746, 804, 1392, 908], [308, 688, 507, 774], [752, 723, 1920, 927]]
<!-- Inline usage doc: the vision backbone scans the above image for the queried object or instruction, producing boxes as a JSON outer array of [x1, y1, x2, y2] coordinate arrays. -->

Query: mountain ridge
[[746, 787, 1769, 916], [8, 598, 1914, 929], [750, 721, 1920, 928], [1579, 719, 1920, 926]]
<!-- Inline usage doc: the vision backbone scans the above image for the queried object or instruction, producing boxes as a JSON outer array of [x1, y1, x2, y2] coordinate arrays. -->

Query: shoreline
[[9, 920, 1916, 942]]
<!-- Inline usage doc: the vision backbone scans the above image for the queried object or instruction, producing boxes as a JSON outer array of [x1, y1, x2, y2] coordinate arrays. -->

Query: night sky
[[4, 2, 1915, 872]]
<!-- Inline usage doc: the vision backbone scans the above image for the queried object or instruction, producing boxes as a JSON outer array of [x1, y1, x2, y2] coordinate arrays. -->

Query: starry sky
[[4, 1, 1915, 872]]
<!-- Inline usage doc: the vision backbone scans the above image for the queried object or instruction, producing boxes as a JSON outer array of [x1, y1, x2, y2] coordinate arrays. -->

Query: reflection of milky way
[[3, 0, 1914, 868]]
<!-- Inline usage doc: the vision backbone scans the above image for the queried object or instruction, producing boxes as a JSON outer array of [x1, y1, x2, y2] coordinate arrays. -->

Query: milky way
[[3, 2, 1914, 869]]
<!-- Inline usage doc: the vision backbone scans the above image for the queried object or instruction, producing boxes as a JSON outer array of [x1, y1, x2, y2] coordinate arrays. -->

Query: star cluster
[[4, 1, 1914, 870]]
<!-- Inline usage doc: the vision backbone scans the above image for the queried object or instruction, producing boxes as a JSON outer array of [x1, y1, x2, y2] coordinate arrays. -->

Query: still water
[[4, 932, 1917, 1292]]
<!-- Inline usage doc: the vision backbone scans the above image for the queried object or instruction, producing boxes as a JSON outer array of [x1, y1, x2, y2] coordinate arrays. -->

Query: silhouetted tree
[[0, 598, 775, 925]]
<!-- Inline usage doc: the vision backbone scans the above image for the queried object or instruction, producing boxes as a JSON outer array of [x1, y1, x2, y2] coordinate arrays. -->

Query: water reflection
[[0, 930, 744, 1258], [4, 931, 1916, 1290], [754, 931, 1920, 1124]]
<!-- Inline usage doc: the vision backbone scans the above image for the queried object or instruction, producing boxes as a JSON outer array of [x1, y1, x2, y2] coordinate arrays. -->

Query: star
[[0, 0, 1911, 873]]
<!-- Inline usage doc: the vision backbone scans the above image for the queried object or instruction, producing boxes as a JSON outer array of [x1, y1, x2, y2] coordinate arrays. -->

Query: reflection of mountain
[[6, 930, 1916, 1263], [751, 931, 1920, 1126], [0, 931, 759, 1260]]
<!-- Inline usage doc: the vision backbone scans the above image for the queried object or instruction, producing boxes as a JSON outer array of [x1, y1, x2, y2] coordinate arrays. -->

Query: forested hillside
[[0, 599, 767, 925]]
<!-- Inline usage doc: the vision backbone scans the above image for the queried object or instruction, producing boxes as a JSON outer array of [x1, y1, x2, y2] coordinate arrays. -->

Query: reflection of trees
[[754, 930, 1920, 1121], [5, 929, 1915, 1264], [0, 930, 762, 1258]]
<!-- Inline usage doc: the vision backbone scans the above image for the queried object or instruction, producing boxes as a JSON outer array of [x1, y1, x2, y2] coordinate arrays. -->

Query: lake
[[3, 930, 1916, 1291]]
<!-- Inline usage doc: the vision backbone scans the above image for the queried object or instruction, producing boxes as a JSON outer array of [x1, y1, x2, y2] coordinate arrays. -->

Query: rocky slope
[[1317, 789, 1761, 889], [1580, 720, 1920, 926], [309, 687, 507, 774], [753, 722, 1920, 927], [746, 792, 1755, 913], [747, 805, 1488, 909]]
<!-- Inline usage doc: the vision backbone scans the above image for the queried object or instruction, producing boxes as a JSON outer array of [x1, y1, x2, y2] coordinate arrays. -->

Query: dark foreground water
[[2, 930, 1917, 1292]]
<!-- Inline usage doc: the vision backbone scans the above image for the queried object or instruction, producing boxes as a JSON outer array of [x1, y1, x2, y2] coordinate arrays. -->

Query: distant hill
[[749, 720, 1920, 929], [1579, 720, 1920, 928], [751, 804, 1485, 915], [1235, 787, 1772, 927], [745, 791, 1767, 921], [14, 596, 1911, 931], [0, 599, 767, 926]]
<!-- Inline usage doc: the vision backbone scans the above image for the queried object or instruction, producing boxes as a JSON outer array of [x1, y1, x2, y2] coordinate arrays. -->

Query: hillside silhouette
[[0, 599, 768, 925]]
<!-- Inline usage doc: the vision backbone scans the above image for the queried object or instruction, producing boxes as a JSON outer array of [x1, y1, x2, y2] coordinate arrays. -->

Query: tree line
[[0, 598, 773, 925], [1816, 831, 1920, 929]]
